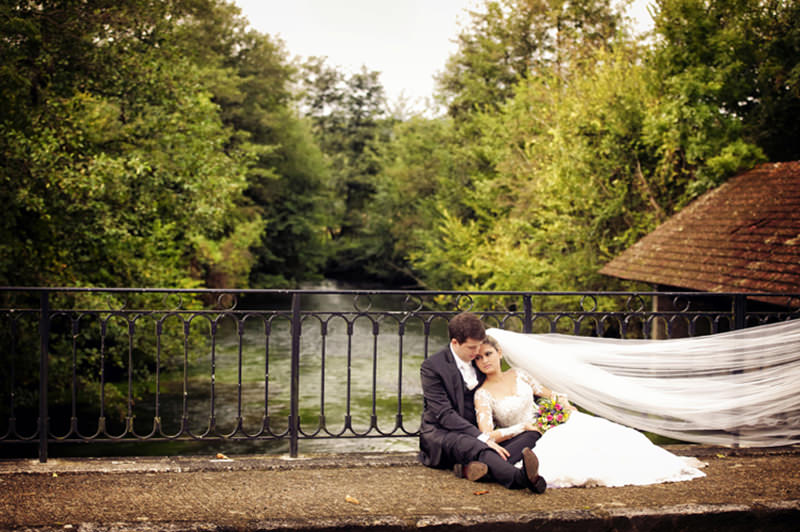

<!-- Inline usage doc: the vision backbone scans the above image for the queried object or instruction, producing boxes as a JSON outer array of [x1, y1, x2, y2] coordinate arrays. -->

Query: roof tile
[[600, 161, 800, 300]]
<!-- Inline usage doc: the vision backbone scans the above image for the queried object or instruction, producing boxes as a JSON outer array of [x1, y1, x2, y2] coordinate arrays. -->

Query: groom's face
[[452, 337, 483, 363]]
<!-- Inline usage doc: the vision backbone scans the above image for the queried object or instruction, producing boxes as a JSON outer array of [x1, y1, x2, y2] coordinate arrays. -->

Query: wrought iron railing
[[1, 287, 798, 462]]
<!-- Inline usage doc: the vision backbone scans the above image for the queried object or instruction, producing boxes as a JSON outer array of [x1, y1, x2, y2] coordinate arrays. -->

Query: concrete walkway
[[2, 445, 799, 531]]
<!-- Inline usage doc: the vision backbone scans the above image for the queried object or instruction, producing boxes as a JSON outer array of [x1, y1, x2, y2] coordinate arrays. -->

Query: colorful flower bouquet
[[535, 396, 570, 432]]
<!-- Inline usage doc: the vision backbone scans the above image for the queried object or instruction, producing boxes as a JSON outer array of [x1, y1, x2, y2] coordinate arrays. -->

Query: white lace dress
[[474, 370, 706, 488]]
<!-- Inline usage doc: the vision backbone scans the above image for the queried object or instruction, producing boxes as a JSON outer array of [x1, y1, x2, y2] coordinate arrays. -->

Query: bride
[[473, 335, 707, 488]]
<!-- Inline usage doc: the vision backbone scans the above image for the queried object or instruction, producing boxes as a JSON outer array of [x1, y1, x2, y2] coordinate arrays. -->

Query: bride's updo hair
[[448, 312, 486, 343], [482, 335, 500, 350]]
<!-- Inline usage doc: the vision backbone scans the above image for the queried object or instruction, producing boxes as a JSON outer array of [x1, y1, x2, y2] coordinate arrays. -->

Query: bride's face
[[474, 343, 502, 375]]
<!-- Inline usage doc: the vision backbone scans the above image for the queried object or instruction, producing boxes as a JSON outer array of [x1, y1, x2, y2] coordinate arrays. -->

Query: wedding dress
[[475, 370, 707, 488]]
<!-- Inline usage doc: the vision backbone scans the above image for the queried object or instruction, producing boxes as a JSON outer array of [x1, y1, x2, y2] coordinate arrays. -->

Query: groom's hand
[[486, 440, 510, 460]]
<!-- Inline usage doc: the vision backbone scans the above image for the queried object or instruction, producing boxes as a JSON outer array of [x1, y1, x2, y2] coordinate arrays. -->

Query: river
[[99, 280, 450, 457]]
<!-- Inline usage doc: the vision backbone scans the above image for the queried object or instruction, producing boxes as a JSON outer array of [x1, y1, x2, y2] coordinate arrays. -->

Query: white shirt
[[451, 344, 479, 391], [450, 344, 489, 442]]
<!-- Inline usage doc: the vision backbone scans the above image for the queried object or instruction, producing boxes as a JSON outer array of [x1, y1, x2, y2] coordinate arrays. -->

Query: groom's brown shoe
[[522, 448, 547, 494], [454, 461, 488, 482]]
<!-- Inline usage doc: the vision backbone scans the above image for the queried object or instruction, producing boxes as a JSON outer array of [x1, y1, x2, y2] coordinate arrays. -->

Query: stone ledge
[[2, 447, 799, 532], [2, 444, 799, 475], [6, 501, 800, 532], [0, 452, 421, 475]]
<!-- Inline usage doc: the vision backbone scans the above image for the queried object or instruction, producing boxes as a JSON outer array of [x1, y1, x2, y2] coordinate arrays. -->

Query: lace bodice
[[475, 369, 544, 431]]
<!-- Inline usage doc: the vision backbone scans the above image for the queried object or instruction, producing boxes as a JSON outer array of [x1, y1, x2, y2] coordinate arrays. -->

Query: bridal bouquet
[[535, 396, 570, 432]]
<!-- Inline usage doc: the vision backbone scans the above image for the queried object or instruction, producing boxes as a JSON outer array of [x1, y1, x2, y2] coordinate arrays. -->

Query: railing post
[[289, 293, 301, 457], [733, 294, 747, 330], [523, 295, 533, 334], [38, 291, 50, 463], [731, 293, 748, 449]]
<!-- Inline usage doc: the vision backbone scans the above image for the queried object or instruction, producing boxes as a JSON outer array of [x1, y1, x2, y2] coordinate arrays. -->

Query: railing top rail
[[2, 286, 799, 298]]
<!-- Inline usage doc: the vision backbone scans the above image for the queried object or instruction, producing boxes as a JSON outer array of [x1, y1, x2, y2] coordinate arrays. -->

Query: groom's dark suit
[[419, 346, 487, 468], [418, 346, 542, 489]]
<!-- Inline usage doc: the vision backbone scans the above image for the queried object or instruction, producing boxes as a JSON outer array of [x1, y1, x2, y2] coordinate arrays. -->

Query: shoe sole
[[464, 462, 488, 482], [454, 461, 488, 482], [522, 448, 539, 482], [522, 448, 546, 493]]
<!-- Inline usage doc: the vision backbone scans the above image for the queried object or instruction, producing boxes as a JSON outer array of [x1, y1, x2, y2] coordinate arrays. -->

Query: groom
[[418, 312, 546, 493]]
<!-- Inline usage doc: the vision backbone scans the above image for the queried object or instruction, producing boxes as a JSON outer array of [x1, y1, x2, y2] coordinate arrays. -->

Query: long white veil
[[486, 319, 800, 447]]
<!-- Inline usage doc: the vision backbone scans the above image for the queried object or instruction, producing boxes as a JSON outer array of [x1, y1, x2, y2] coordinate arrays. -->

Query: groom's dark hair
[[448, 312, 486, 343]]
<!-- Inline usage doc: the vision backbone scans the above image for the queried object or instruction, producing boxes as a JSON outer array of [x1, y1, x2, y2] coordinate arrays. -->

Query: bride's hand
[[560, 400, 577, 413], [486, 439, 510, 460], [555, 394, 577, 413], [523, 422, 541, 434]]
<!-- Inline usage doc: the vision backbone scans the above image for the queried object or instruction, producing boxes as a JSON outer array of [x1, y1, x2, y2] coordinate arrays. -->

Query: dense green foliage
[[436, 0, 622, 119], [367, 0, 797, 292], [297, 57, 396, 281], [0, 0, 327, 288], [1, 0, 798, 292]]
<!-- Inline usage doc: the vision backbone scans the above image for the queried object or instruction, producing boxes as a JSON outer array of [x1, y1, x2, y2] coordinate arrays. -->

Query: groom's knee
[[443, 432, 487, 463], [502, 431, 542, 462]]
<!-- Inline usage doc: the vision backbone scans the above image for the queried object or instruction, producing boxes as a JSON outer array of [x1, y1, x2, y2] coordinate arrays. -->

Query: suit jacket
[[418, 346, 487, 468]]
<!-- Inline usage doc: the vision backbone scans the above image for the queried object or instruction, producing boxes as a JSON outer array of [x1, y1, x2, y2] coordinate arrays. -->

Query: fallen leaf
[[52, 473, 58, 478], [715, 453, 726, 459], [473, 490, 489, 496], [345, 495, 360, 505]]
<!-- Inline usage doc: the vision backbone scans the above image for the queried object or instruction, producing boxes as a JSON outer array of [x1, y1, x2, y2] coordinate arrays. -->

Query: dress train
[[534, 412, 706, 488]]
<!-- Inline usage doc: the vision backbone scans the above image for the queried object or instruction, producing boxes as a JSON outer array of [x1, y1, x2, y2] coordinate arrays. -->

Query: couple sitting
[[418, 312, 549, 493], [418, 312, 706, 490]]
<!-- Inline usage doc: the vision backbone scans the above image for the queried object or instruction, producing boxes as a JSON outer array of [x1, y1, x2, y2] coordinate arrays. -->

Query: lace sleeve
[[495, 423, 526, 440], [475, 387, 526, 441], [515, 368, 544, 395], [474, 388, 495, 433]]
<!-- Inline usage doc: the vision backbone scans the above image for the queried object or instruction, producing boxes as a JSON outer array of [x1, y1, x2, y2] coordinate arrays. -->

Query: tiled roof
[[600, 161, 800, 302]]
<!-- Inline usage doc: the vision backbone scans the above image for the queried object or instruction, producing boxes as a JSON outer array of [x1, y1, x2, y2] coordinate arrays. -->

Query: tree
[[400, 0, 799, 295], [649, 0, 799, 169], [299, 57, 392, 279], [412, 42, 659, 293], [0, 0, 340, 289], [398, 0, 631, 292], [436, 0, 623, 119], [364, 116, 460, 285], [0, 0, 262, 426], [170, 2, 333, 287], [0, 0, 258, 288]]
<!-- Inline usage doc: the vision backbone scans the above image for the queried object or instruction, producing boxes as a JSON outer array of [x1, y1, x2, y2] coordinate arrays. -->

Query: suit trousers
[[477, 430, 542, 489]]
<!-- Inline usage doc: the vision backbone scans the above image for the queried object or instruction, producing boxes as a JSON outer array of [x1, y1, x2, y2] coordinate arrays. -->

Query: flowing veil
[[486, 319, 800, 447]]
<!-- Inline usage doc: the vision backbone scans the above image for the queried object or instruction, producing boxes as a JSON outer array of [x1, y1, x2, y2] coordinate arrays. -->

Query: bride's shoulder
[[512, 368, 539, 386], [510, 367, 532, 380], [474, 385, 493, 402]]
